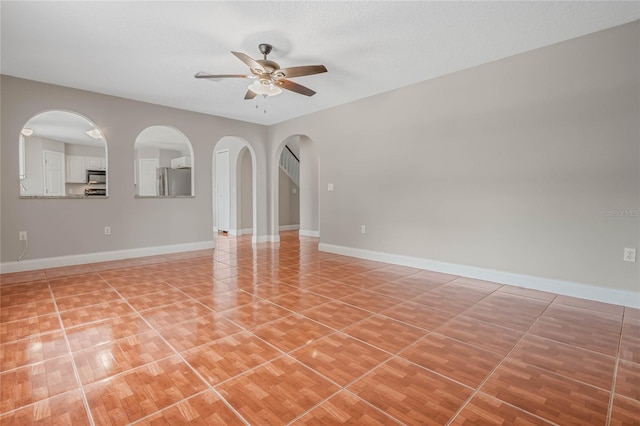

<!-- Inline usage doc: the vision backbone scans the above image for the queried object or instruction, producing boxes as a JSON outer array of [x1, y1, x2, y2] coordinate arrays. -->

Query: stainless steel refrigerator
[[157, 167, 191, 196]]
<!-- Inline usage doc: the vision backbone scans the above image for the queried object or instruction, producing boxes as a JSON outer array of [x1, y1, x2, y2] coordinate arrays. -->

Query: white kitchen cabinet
[[171, 156, 191, 169], [65, 156, 86, 183], [85, 157, 105, 170]]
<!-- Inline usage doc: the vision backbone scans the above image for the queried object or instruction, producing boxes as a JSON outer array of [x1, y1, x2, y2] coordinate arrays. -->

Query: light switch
[[328, 183, 334, 191]]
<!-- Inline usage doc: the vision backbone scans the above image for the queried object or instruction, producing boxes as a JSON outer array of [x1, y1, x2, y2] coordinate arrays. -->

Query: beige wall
[[299, 136, 319, 234], [1, 76, 267, 262], [269, 22, 640, 293]]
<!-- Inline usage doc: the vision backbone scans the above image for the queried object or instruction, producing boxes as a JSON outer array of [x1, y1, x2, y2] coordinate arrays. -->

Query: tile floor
[[0, 232, 638, 425]]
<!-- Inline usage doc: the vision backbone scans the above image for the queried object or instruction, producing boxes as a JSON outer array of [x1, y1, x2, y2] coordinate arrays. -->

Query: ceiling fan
[[195, 43, 327, 99]]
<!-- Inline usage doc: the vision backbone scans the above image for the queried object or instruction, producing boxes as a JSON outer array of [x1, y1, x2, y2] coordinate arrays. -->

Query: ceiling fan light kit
[[248, 80, 283, 97], [195, 43, 327, 106]]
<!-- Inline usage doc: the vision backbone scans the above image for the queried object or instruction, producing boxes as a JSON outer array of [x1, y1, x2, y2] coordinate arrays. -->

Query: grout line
[[386, 337, 476, 392], [47, 283, 96, 426], [525, 319, 621, 358], [3, 236, 632, 425], [210, 351, 292, 389], [287, 388, 406, 426], [174, 284, 400, 423], [605, 320, 624, 426], [106, 285, 252, 426], [444, 299, 557, 426], [466, 393, 562, 426], [281, 351, 396, 426], [127, 388, 212, 425]]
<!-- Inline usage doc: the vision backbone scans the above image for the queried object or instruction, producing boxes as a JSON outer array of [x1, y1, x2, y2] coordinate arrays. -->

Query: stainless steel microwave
[[87, 170, 106, 185]]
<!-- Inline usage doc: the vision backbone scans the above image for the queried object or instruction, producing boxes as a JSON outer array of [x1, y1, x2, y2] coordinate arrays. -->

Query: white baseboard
[[299, 229, 320, 238], [217, 228, 253, 236], [279, 224, 300, 231], [318, 243, 640, 309], [1, 240, 215, 274]]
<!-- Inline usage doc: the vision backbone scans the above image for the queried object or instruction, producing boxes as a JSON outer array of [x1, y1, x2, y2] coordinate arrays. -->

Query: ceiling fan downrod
[[258, 43, 273, 60]]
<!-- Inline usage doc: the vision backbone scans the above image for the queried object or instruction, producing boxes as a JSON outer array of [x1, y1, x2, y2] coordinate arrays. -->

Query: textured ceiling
[[2, 1, 638, 125]]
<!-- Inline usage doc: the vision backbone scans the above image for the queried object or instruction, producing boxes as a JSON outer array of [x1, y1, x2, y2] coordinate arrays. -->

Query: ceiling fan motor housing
[[257, 59, 280, 74]]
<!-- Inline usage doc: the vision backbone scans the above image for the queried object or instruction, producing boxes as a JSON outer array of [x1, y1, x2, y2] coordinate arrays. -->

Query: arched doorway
[[212, 137, 257, 240], [272, 134, 319, 241]]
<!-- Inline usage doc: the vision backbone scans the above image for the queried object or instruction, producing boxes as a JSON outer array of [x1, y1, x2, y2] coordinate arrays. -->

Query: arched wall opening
[[212, 136, 257, 240], [272, 134, 319, 241], [134, 125, 194, 197], [19, 109, 109, 198]]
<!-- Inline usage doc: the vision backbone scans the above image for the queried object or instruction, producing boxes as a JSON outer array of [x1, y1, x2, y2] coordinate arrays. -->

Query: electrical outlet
[[104, 226, 111, 235], [19, 231, 28, 241], [361, 225, 366, 234], [624, 248, 636, 262]]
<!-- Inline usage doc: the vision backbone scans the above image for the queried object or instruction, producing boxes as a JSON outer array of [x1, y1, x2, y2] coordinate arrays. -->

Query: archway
[[212, 136, 257, 241], [272, 134, 319, 241]]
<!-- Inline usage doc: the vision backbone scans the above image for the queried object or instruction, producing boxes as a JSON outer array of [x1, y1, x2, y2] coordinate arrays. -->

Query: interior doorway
[[212, 137, 257, 240], [274, 135, 319, 240]]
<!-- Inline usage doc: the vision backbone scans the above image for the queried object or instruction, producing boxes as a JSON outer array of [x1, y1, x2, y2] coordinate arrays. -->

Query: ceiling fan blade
[[244, 90, 257, 100], [195, 72, 251, 79], [276, 79, 317, 97], [278, 65, 327, 79], [231, 51, 265, 73]]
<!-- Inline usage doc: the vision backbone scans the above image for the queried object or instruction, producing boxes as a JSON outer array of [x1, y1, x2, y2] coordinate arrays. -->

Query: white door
[[43, 151, 65, 196], [138, 159, 159, 196], [216, 150, 230, 232]]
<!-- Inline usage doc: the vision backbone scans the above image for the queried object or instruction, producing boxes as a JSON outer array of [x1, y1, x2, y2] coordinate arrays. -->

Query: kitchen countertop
[[20, 195, 108, 199], [134, 195, 195, 199]]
